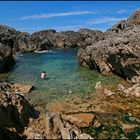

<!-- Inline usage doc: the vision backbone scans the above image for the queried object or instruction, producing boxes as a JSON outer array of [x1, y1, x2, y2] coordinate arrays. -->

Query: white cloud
[[116, 9, 128, 14], [88, 17, 127, 24], [20, 11, 96, 20], [18, 25, 86, 33]]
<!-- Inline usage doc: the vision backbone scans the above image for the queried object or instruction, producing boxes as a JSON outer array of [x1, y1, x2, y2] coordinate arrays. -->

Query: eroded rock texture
[[0, 82, 39, 139], [78, 9, 140, 83]]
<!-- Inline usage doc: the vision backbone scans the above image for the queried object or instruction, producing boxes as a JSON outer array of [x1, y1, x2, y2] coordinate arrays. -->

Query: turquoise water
[[0, 48, 124, 102]]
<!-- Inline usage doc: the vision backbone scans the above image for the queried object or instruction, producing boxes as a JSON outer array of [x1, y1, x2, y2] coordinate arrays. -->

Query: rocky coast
[[0, 9, 140, 139]]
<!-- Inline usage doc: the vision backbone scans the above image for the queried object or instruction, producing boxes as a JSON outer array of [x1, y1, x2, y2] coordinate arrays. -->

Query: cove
[[0, 48, 124, 102]]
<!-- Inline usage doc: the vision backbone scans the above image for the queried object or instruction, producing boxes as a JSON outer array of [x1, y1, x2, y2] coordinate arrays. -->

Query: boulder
[[104, 89, 116, 97], [78, 28, 104, 47], [13, 83, 34, 94], [119, 122, 138, 133], [95, 81, 102, 90], [0, 82, 39, 139], [123, 84, 140, 97], [62, 113, 95, 127], [79, 133, 93, 139]]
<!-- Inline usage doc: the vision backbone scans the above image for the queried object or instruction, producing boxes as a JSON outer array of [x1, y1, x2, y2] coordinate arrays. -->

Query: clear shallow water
[[0, 48, 124, 102]]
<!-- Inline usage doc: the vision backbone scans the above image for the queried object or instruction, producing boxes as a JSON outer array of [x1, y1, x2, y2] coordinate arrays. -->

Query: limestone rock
[[77, 9, 140, 83], [104, 89, 116, 97], [13, 83, 34, 93], [119, 122, 138, 133], [123, 84, 140, 97], [78, 28, 104, 47], [95, 81, 102, 90], [79, 133, 93, 139], [117, 84, 125, 92], [62, 113, 95, 127], [0, 82, 39, 139]]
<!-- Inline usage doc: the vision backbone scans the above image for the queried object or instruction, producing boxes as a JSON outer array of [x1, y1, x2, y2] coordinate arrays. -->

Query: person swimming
[[40, 71, 46, 79]]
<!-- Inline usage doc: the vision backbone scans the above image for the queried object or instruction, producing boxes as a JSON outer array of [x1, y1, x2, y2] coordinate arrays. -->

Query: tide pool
[[0, 48, 124, 102]]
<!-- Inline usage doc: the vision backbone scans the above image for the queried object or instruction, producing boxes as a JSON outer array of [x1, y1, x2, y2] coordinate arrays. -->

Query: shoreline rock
[[0, 82, 39, 139], [77, 9, 140, 84]]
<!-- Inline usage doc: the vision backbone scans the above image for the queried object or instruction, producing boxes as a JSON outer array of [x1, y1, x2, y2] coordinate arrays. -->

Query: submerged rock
[[13, 83, 34, 94], [62, 113, 95, 127]]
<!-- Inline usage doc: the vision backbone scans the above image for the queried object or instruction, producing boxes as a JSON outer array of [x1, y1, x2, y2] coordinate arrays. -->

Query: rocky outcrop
[[0, 43, 15, 72], [62, 113, 95, 128], [0, 82, 39, 139], [0, 25, 29, 52], [0, 25, 31, 73], [78, 28, 104, 47], [78, 9, 140, 83], [29, 30, 85, 50], [45, 111, 94, 139], [54, 31, 85, 48], [0, 24, 105, 52], [13, 83, 34, 94]]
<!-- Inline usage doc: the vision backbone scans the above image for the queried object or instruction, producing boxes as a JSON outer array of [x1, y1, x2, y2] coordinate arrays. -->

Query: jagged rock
[[29, 30, 85, 50], [123, 84, 140, 97], [79, 133, 93, 139], [62, 113, 95, 127], [77, 9, 140, 83], [136, 135, 140, 140], [117, 84, 125, 92], [0, 43, 15, 73], [24, 128, 44, 139], [0, 82, 39, 139], [119, 122, 138, 133], [95, 81, 102, 90], [104, 89, 116, 97], [129, 116, 140, 123], [13, 83, 34, 94], [55, 31, 85, 48], [46, 112, 71, 139], [93, 119, 101, 128], [78, 28, 104, 47]]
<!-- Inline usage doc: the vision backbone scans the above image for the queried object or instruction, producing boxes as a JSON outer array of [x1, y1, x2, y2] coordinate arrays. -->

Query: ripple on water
[[0, 48, 124, 103]]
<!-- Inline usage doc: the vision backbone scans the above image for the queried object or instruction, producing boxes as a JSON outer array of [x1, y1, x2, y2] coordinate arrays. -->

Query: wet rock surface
[[45, 81, 140, 139], [13, 83, 34, 94], [0, 81, 140, 139]]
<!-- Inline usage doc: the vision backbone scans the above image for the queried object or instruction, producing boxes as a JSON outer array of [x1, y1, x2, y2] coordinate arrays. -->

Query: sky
[[0, 1, 140, 33]]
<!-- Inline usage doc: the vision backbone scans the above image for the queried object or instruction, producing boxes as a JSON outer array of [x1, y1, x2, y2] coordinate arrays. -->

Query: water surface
[[0, 48, 124, 102]]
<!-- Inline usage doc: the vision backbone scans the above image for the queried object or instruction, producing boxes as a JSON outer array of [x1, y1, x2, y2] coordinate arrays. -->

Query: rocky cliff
[[78, 9, 140, 83], [0, 25, 30, 73], [0, 82, 38, 139], [0, 24, 104, 73]]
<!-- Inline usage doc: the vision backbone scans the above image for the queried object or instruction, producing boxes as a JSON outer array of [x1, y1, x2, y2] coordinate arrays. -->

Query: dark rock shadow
[[0, 96, 40, 137]]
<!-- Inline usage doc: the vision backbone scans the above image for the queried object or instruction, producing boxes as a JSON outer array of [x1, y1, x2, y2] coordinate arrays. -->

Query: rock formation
[[78, 28, 104, 47], [78, 9, 140, 83], [0, 43, 15, 72], [0, 82, 39, 139], [29, 30, 85, 50], [0, 24, 105, 73], [0, 25, 30, 72]]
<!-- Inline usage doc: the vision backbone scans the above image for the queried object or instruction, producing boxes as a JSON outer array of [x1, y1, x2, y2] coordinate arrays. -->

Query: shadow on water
[[45, 77, 51, 80]]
